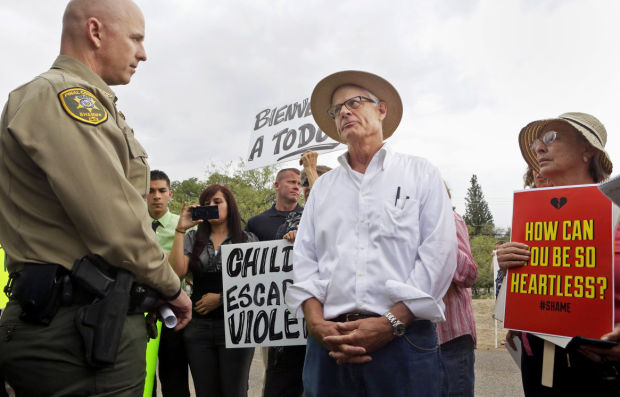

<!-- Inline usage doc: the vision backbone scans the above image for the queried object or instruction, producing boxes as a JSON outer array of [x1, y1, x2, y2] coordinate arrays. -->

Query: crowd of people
[[0, 0, 619, 396]]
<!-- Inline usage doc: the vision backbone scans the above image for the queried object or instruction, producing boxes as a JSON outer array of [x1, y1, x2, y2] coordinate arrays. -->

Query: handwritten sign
[[221, 240, 307, 348], [245, 98, 345, 170], [504, 185, 614, 338]]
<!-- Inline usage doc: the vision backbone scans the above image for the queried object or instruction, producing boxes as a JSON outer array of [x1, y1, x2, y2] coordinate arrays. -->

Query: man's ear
[[377, 101, 387, 121], [86, 17, 103, 48], [169, 190, 174, 199]]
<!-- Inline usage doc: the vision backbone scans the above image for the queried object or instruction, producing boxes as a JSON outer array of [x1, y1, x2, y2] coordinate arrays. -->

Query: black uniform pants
[[263, 345, 306, 397], [157, 325, 190, 397]]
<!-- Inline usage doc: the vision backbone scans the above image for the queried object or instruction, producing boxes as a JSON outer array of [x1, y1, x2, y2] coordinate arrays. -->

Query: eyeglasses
[[530, 130, 559, 151], [327, 96, 377, 119]]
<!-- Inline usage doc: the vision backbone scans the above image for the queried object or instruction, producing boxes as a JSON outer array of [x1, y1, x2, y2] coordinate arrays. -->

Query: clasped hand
[[194, 292, 221, 315], [310, 317, 394, 365]]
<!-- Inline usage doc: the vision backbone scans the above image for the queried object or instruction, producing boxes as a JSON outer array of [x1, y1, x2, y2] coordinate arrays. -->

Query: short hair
[[150, 170, 170, 187], [276, 168, 301, 182]]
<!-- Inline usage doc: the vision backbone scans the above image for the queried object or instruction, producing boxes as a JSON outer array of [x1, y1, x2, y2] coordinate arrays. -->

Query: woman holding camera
[[170, 184, 257, 397]]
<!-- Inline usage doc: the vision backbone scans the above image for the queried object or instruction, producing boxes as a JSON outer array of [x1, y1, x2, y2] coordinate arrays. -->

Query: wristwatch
[[383, 311, 406, 336]]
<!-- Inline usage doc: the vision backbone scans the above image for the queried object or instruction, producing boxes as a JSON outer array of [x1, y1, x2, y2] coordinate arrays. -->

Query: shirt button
[[358, 301, 364, 306]]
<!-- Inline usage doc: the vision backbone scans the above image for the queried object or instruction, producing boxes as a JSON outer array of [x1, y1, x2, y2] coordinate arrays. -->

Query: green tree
[[463, 174, 494, 236], [169, 160, 280, 226], [169, 177, 207, 214], [469, 234, 497, 297], [204, 160, 279, 224]]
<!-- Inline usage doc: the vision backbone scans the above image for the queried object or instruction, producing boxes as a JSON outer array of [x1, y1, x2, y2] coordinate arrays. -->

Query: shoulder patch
[[58, 87, 108, 126]]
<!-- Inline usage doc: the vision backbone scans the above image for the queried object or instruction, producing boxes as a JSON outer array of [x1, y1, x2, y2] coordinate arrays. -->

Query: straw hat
[[310, 70, 402, 144], [518, 112, 613, 175]]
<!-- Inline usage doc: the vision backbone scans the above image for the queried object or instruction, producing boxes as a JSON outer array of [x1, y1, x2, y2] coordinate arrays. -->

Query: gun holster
[[73, 255, 135, 368]]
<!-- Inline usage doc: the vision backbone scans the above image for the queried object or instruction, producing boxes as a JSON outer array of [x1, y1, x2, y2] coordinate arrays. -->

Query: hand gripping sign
[[504, 185, 614, 338], [221, 240, 307, 348]]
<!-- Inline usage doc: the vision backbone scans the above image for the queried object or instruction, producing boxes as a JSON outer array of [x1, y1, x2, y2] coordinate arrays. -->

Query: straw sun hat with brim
[[518, 112, 613, 176], [310, 70, 403, 144]]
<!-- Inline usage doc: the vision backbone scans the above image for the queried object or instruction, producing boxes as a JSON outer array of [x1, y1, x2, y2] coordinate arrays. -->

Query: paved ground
[[150, 298, 525, 396], [155, 346, 524, 397]]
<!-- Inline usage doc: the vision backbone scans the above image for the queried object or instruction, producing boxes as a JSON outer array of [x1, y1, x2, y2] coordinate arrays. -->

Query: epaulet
[[57, 87, 108, 126]]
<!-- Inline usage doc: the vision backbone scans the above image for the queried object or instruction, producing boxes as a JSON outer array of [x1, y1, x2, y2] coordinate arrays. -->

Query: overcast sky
[[2, 0, 619, 228]]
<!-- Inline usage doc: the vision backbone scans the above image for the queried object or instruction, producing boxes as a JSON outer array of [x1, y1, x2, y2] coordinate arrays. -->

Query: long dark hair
[[188, 184, 247, 271]]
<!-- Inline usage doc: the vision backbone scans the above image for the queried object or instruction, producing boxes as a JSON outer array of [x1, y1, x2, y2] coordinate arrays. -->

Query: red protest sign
[[504, 185, 614, 338]]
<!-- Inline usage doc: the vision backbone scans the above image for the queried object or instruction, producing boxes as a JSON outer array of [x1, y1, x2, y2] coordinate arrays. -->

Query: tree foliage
[[469, 234, 497, 297], [463, 174, 494, 236], [169, 160, 280, 226]]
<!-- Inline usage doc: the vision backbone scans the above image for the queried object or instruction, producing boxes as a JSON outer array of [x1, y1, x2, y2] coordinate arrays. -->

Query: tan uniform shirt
[[0, 55, 180, 297]]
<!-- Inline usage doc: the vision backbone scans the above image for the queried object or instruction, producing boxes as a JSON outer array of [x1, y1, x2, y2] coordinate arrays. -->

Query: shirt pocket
[[381, 198, 420, 242], [121, 127, 149, 197]]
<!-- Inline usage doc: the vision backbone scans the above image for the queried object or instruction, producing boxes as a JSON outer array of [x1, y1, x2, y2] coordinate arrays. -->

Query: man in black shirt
[[246, 168, 303, 240], [246, 168, 305, 397]]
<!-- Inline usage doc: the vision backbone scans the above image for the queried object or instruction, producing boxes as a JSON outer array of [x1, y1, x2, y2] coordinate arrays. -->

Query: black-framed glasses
[[327, 96, 377, 119], [530, 130, 559, 151]]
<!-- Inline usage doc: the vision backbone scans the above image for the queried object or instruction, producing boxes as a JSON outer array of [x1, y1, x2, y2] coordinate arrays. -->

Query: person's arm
[[302, 298, 343, 350], [384, 163, 457, 322], [285, 186, 329, 317], [169, 203, 200, 278], [452, 212, 478, 287], [300, 150, 319, 188]]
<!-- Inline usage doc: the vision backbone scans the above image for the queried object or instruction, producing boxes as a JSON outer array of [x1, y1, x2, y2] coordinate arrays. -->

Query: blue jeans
[[303, 319, 447, 397], [440, 335, 475, 397]]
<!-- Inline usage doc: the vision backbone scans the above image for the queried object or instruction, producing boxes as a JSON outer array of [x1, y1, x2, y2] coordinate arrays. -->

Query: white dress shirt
[[286, 143, 457, 322]]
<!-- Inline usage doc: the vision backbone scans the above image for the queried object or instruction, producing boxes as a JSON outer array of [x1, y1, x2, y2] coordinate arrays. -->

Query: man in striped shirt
[[437, 190, 478, 397]]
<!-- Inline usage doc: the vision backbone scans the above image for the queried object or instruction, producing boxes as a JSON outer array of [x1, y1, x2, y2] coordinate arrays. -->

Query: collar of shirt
[[51, 55, 117, 102], [150, 209, 176, 229], [337, 141, 392, 176], [269, 203, 303, 217]]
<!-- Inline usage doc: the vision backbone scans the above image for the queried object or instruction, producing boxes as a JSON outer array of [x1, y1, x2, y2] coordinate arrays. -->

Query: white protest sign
[[221, 239, 307, 348], [245, 97, 345, 170]]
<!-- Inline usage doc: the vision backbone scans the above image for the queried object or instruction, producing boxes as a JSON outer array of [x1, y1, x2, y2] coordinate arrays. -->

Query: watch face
[[395, 323, 406, 336]]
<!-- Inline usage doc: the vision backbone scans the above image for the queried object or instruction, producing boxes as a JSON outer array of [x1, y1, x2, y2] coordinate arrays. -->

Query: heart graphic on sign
[[550, 197, 567, 209]]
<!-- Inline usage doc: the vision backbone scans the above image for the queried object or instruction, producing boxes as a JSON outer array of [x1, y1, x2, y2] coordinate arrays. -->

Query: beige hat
[[518, 112, 613, 175], [310, 70, 403, 144]]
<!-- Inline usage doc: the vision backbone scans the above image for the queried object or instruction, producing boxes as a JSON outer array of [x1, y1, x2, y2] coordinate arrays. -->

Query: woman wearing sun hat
[[497, 112, 620, 395]]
